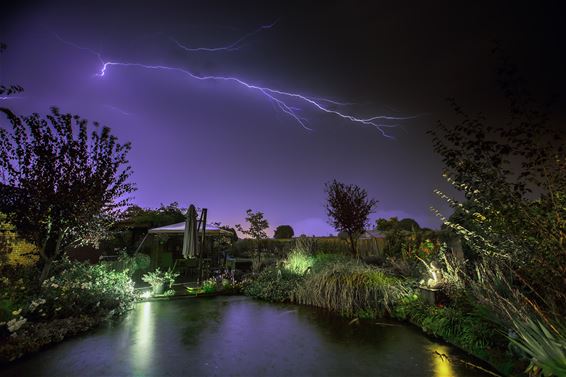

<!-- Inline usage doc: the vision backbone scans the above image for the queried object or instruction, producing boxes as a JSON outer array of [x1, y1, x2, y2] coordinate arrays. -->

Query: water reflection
[[429, 344, 456, 377], [131, 301, 154, 375]]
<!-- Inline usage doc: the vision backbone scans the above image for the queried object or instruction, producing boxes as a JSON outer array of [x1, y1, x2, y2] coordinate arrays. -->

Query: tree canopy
[[325, 180, 377, 258], [273, 225, 294, 239], [0, 107, 134, 280]]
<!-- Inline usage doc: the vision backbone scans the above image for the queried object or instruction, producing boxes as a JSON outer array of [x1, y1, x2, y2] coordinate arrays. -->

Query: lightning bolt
[[55, 31, 417, 138], [171, 21, 278, 52], [104, 104, 132, 116]]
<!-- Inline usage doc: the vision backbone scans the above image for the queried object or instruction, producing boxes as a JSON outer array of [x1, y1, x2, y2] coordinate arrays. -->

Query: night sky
[[1, 1, 565, 236]]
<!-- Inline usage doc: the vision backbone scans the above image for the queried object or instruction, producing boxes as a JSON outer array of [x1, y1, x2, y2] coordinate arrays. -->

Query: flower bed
[[0, 258, 137, 363]]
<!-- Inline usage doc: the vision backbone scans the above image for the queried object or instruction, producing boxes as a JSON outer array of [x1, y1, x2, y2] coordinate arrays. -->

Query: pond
[[2, 296, 495, 376]]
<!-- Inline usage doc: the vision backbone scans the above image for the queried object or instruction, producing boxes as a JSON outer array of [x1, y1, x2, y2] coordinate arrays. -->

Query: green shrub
[[393, 296, 501, 359], [243, 267, 303, 303], [202, 279, 217, 293], [283, 249, 314, 275], [291, 261, 409, 318], [0, 258, 137, 361], [37, 259, 136, 319]]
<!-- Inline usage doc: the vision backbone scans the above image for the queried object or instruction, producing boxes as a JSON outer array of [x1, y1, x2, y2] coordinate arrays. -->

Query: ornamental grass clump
[[283, 249, 314, 275], [291, 261, 409, 318]]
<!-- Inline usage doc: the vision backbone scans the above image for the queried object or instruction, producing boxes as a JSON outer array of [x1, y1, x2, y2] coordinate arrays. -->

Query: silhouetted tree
[[325, 180, 377, 258], [0, 107, 134, 280], [235, 209, 269, 268], [0, 43, 23, 98], [273, 225, 294, 239]]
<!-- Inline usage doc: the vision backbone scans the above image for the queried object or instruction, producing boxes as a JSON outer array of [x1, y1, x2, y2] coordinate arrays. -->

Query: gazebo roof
[[148, 221, 231, 235]]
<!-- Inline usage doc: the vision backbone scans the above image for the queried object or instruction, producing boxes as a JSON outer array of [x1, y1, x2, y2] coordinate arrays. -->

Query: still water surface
[[2, 296, 494, 376]]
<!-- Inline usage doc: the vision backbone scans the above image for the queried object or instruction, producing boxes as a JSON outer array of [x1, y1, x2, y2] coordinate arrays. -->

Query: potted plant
[[142, 268, 167, 296], [164, 268, 180, 289]]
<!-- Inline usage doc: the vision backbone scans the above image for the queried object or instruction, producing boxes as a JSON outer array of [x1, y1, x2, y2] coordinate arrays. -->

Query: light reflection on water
[[131, 301, 154, 375], [429, 344, 456, 377]]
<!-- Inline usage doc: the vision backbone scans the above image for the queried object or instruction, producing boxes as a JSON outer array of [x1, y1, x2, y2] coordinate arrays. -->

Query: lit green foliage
[[283, 249, 314, 275], [202, 279, 217, 293], [292, 261, 409, 318], [393, 296, 501, 360], [0, 258, 137, 361], [141, 268, 179, 288], [38, 258, 136, 319], [508, 317, 566, 377]]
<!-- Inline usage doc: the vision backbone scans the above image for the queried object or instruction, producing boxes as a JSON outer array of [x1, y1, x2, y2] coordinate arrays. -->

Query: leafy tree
[[324, 180, 377, 258], [235, 209, 269, 268], [274, 225, 294, 239], [429, 55, 566, 335], [0, 107, 134, 280], [110, 202, 185, 250]]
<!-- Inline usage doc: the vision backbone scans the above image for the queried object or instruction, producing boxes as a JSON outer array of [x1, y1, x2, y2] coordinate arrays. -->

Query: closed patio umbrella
[[182, 204, 198, 259]]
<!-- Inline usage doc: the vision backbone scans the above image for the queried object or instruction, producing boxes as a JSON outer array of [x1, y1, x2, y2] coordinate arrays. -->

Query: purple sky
[[1, 1, 565, 236]]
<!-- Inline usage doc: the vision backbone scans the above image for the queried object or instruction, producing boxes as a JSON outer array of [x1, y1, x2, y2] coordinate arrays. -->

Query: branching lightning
[[171, 21, 277, 52], [55, 26, 417, 138]]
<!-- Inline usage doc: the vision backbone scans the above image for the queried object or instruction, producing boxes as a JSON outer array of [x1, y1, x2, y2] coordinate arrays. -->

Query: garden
[[0, 42, 565, 376]]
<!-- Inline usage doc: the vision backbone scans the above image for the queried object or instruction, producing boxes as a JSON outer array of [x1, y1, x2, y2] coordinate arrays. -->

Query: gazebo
[[144, 219, 232, 280]]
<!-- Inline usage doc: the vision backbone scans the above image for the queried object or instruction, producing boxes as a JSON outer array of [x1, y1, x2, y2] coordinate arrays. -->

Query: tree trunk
[[38, 231, 64, 282], [39, 260, 53, 282], [348, 233, 358, 259]]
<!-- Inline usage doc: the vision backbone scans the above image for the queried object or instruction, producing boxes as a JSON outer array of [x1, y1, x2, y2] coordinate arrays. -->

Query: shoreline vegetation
[[242, 249, 522, 376]]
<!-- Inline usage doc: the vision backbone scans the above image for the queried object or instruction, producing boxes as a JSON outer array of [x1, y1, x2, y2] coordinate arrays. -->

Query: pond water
[[2, 296, 495, 376]]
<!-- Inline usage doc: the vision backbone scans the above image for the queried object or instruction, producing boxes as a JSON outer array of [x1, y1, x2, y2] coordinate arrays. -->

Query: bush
[[243, 267, 303, 303], [103, 251, 150, 277], [392, 294, 514, 373], [0, 258, 136, 361], [36, 259, 136, 319], [291, 261, 409, 318]]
